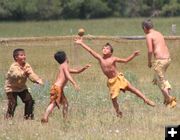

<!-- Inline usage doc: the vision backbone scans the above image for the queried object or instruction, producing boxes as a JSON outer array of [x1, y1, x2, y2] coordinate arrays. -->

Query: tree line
[[0, 0, 180, 20]]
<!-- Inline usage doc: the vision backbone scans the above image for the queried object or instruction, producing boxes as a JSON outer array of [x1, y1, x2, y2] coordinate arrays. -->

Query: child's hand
[[74, 83, 80, 91], [74, 37, 83, 45], [37, 79, 44, 85], [84, 64, 91, 69], [133, 50, 140, 56]]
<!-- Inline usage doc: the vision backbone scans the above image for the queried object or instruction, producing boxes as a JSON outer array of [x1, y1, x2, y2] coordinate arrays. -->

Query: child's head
[[13, 48, 26, 62], [54, 51, 67, 64], [142, 19, 153, 32], [102, 43, 113, 56]]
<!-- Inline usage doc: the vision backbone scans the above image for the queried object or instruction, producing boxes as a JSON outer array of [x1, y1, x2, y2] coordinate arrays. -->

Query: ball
[[78, 28, 85, 36]]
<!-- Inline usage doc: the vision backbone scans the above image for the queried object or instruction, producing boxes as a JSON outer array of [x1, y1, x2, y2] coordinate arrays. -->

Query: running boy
[[5, 48, 43, 120], [142, 19, 176, 108], [75, 38, 155, 117], [41, 51, 90, 123]]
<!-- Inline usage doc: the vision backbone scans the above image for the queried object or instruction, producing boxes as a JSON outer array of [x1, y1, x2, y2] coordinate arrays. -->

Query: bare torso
[[147, 30, 170, 59], [54, 64, 68, 88], [99, 57, 119, 79]]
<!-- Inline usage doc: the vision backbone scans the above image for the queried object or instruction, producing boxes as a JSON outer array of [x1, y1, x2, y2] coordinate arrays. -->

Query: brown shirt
[[4, 62, 40, 93]]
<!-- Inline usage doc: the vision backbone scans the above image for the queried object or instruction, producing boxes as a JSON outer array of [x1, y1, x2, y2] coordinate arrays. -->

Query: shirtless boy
[[41, 51, 90, 123], [75, 38, 155, 117], [142, 19, 176, 108]]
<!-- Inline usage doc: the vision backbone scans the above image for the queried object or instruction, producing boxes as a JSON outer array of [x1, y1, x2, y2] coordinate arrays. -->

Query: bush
[[0, 0, 180, 20]]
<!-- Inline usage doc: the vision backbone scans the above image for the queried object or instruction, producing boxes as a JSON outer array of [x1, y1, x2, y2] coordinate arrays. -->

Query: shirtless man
[[142, 19, 176, 108], [75, 39, 155, 117]]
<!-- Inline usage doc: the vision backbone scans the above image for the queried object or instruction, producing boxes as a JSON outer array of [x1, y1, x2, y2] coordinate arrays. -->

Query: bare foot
[[144, 99, 156, 107], [41, 118, 48, 123], [116, 111, 123, 118]]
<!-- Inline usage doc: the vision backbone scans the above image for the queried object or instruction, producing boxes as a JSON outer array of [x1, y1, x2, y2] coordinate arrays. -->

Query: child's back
[[54, 63, 68, 89], [146, 29, 170, 59]]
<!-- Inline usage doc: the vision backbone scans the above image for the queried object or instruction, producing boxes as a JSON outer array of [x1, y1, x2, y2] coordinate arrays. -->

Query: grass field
[[0, 18, 180, 140], [0, 17, 180, 37]]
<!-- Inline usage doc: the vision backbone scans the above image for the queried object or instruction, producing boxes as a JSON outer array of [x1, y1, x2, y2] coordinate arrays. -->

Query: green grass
[[0, 17, 180, 37], [0, 38, 180, 140], [0, 18, 180, 140]]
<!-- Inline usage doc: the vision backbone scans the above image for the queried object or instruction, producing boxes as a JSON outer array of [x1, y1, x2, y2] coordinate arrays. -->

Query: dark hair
[[54, 51, 66, 64], [104, 43, 113, 53], [13, 48, 25, 60], [142, 19, 153, 30]]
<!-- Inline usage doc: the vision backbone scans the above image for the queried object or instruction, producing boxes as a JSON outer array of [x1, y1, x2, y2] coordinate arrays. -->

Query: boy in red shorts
[[41, 51, 90, 123]]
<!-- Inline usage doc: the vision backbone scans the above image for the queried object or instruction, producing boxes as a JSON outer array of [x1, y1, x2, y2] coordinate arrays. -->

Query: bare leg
[[112, 97, 122, 117], [41, 102, 56, 123], [126, 83, 155, 107], [60, 94, 68, 119], [162, 88, 176, 108], [161, 88, 171, 103]]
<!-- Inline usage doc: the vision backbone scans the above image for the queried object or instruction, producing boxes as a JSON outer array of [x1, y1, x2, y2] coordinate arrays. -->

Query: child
[[4, 48, 43, 120], [41, 51, 90, 123], [142, 19, 176, 108], [75, 38, 155, 117]]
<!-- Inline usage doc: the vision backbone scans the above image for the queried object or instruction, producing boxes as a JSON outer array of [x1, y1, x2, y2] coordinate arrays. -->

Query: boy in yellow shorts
[[142, 19, 176, 108], [75, 39, 155, 117], [41, 51, 90, 123]]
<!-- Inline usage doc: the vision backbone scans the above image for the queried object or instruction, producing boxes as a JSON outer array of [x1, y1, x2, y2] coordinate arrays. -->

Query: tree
[[162, 0, 180, 16], [61, 0, 83, 19], [35, 0, 62, 20], [84, 0, 111, 18]]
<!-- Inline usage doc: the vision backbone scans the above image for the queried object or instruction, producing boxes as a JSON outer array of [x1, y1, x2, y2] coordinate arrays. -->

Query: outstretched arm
[[115, 51, 140, 63], [70, 64, 91, 74], [74, 38, 102, 61], [63, 64, 80, 90], [22, 65, 43, 85]]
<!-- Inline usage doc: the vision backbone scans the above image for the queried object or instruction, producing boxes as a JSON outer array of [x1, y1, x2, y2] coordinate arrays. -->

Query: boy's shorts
[[152, 58, 171, 90], [107, 73, 129, 99], [50, 84, 63, 108]]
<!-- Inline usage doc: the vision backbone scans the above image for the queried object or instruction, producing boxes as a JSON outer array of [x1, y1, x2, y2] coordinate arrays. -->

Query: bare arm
[[70, 64, 91, 74], [74, 38, 102, 61], [115, 51, 140, 63], [146, 36, 153, 68], [63, 64, 79, 90]]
